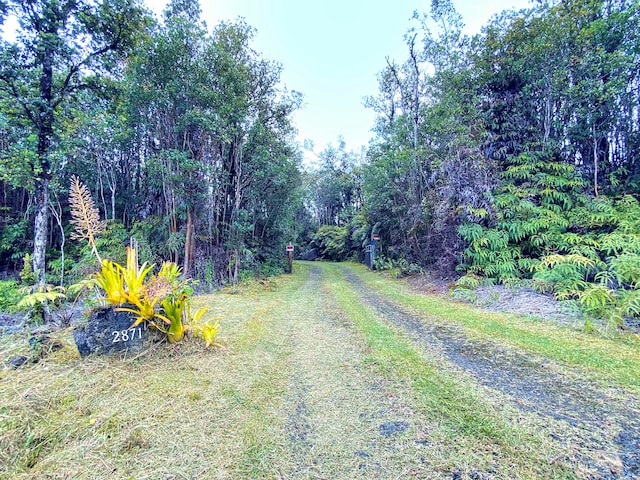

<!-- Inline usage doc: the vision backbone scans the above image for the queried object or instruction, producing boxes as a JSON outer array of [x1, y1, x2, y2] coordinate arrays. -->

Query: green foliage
[[450, 287, 478, 304], [577, 284, 616, 321], [359, 0, 640, 281], [16, 285, 66, 311], [0, 216, 29, 268], [305, 140, 362, 227], [609, 254, 640, 288], [95, 247, 218, 346], [16, 283, 67, 324], [19, 254, 37, 286], [455, 274, 482, 290], [0, 0, 302, 286], [374, 255, 423, 279], [463, 191, 640, 328], [454, 115, 640, 327], [0, 280, 22, 312], [70, 221, 131, 280], [258, 259, 285, 278], [450, 274, 495, 304], [0, 0, 149, 283], [2, 0, 640, 302], [311, 226, 349, 261]]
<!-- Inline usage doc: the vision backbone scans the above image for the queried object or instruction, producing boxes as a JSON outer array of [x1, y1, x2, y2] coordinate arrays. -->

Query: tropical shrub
[[374, 255, 423, 278], [69, 176, 221, 347], [96, 247, 220, 346], [461, 182, 640, 329], [16, 283, 67, 324], [311, 225, 349, 261]]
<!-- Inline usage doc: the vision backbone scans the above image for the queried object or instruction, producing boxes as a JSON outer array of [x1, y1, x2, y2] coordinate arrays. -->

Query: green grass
[[343, 262, 640, 394], [0, 273, 303, 480]]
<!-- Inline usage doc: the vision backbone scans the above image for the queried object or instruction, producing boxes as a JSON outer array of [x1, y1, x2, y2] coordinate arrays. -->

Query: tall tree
[[306, 139, 362, 227], [127, 0, 211, 274], [0, 0, 146, 283]]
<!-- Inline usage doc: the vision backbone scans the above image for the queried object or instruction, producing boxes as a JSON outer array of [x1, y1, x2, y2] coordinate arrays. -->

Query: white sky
[[150, 1, 533, 158]]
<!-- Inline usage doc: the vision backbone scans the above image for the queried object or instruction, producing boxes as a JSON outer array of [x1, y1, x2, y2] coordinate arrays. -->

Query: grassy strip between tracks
[[319, 262, 575, 479], [343, 262, 640, 395]]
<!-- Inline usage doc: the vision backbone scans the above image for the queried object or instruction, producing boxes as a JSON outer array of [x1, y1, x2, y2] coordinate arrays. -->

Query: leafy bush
[[16, 283, 67, 324], [65, 176, 221, 346], [375, 255, 423, 278], [0, 216, 29, 270], [259, 259, 285, 278], [19, 254, 37, 285], [0, 280, 22, 312], [462, 182, 640, 329], [311, 225, 349, 261]]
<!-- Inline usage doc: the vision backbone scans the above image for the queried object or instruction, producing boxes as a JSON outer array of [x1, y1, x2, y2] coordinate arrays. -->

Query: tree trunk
[[49, 198, 65, 286], [32, 177, 49, 285], [183, 207, 196, 277], [592, 124, 599, 198], [32, 25, 56, 286]]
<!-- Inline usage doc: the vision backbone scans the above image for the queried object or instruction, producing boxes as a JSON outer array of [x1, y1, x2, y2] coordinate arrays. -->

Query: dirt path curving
[[338, 266, 640, 480]]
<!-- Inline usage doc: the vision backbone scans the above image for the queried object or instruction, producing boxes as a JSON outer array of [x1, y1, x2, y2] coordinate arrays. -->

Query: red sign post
[[286, 244, 294, 273]]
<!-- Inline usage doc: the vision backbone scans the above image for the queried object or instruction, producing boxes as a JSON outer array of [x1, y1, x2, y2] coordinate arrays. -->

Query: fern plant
[[458, 148, 640, 330], [16, 284, 67, 324], [460, 148, 585, 283]]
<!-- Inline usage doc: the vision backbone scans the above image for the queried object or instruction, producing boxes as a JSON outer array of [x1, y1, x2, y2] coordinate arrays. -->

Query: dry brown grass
[[1, 278, 279, 479]]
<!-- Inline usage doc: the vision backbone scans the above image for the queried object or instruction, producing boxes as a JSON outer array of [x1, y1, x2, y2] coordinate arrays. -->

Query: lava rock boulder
[[73, 307, 153, 357]]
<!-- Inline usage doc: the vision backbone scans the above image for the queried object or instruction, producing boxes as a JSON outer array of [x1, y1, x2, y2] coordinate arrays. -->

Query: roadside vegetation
[[2, 0, 639, 332], [1, 0, 639, 475], [302, 0, 640, 332]]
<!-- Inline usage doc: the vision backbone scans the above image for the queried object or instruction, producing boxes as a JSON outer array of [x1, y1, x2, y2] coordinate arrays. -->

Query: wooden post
[[286, 243, 294, 273], [370, 233, 380, 270], [370, 241, 375, 269]]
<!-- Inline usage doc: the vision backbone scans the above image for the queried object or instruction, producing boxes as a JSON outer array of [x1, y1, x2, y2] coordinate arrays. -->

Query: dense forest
[[307, 0, 640, 327], [0, 0, 303, 287], [1, 0, 640, 326]]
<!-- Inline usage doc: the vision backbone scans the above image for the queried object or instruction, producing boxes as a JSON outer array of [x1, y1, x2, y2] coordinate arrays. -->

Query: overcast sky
[[149, 0, 533, 159]]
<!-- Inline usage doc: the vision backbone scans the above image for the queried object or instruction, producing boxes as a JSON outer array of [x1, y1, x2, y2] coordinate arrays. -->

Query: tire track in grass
[[338, 264, 640, 479], [319, 263, 575, 479], [277, 265, 435, 479]]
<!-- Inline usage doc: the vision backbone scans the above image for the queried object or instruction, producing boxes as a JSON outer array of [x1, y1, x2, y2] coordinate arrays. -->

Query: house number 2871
[[112, 326, 145, 343]]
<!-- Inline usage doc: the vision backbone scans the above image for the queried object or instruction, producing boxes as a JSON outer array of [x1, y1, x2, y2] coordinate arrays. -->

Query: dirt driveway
[[338, 265, 640, 480]]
